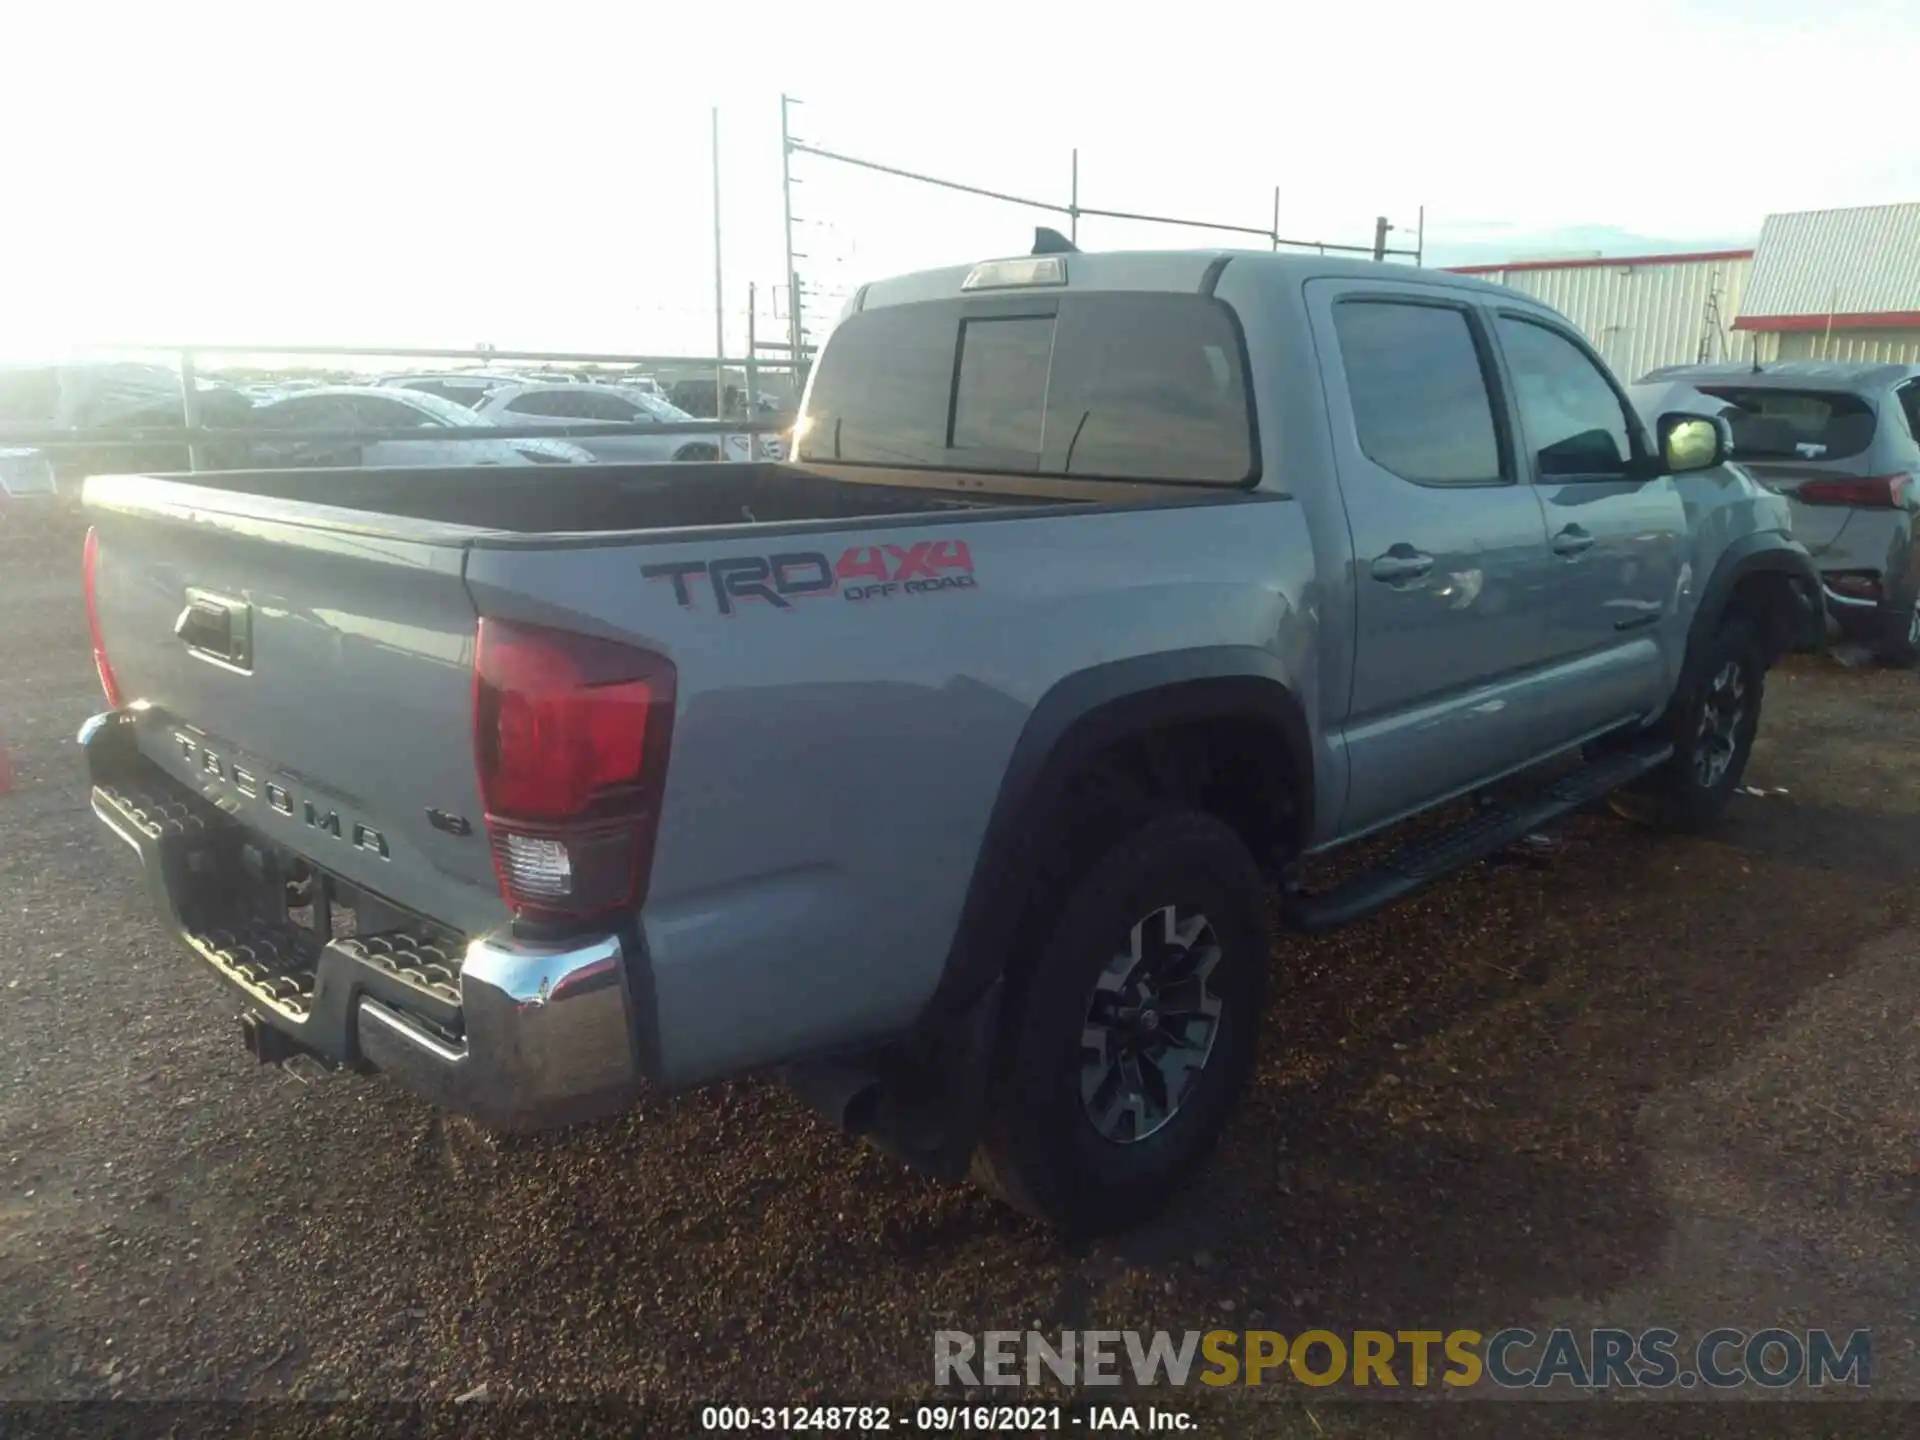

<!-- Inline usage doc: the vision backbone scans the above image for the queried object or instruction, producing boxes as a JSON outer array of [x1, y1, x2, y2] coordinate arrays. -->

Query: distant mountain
[[1423, 224, 1755, 269]]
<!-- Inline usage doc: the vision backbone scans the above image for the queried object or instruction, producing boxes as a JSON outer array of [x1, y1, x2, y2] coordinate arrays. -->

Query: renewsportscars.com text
[[934, 1327, 1872, 1391]]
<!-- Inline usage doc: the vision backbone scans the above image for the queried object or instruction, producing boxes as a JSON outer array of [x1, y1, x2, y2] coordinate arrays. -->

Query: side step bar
[[1288, 740, 1673, 934]]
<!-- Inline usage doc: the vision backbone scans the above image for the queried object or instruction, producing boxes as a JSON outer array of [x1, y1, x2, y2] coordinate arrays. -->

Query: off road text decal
[[643, 540, 977, 616]]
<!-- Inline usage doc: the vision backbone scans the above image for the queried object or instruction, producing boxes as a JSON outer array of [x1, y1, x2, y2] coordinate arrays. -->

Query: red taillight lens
[[81, 526, 123, 708], [1797, 474, 1911, 508], [472, 618, 675, 922]]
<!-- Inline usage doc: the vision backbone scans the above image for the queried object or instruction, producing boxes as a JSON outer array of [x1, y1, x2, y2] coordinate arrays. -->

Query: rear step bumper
[[80, 709, 645, 1131]]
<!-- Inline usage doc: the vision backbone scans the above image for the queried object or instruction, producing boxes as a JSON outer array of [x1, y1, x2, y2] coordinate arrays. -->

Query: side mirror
[[1658, 411, 1731, 473]]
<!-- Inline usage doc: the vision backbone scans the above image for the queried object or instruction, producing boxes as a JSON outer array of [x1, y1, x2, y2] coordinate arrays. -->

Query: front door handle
[[1552, 526, 1595, 558], [1370, 547, 1435, 584]]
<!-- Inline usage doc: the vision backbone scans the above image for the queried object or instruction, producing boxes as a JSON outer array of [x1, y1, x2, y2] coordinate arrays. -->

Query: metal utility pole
[[745, 281, 758, 412], [792, 275, 806, 389], [711, 107, 727, 432], [1415, 204, 1426, 267], [781, 94, 803, 385], [1271, 187, 1281, 252], [1070, 149, 1080, 247], [180, 349, 202, 472], [1372, 216, 1392, 262]]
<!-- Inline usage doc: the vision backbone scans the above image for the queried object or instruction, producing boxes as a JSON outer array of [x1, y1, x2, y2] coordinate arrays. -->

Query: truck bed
[[95, 459, 1081, 539], [80, 457, 1248, 952]]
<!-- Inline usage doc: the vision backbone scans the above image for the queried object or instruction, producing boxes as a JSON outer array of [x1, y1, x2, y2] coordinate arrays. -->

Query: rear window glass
[[1698, 387, 1877, 462], [953, 317, 1051, 460], [799, 292, 1256, 484]]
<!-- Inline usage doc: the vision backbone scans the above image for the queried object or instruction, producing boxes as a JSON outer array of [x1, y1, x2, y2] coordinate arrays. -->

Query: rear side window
[[1332, 300, 1503, 485], [507, 391, 577, 418], [799, 292, 1255, 484], [1697, 387, 1878, 462], [575, 391, 643, 423], [349, 397, 437, 429]]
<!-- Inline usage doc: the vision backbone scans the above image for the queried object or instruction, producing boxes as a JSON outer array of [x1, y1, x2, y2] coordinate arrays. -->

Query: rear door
[[1306, 280, 1557, 833], [248, 395, 363, 468], [344, 394, 464, 467], [572, 389, 678, 462], [1492, 311, 1686, 745]]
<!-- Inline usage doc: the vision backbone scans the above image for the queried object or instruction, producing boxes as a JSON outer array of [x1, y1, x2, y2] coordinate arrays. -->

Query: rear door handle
[[174, 591, 253, 670], [1370, 547, 1434, 583], [1552, 526, 1595, 558]]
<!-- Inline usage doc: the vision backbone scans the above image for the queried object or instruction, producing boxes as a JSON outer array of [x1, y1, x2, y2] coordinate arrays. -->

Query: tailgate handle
[[174, 593, 253, 670]]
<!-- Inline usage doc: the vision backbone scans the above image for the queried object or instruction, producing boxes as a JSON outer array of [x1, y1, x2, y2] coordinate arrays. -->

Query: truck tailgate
[[86, 495, 507, 936]]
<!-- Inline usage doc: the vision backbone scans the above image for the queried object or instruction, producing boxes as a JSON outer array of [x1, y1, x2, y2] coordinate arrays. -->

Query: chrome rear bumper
[[82, 710, 645, 1130]]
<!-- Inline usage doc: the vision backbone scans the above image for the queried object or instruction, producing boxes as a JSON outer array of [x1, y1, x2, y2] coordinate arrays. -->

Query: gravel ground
[[2, 524, 1917, 1436]]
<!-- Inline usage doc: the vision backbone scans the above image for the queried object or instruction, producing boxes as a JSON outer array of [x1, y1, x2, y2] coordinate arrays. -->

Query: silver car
[[1638, 361, 1920, 662], [473, 382, 755, 463], [245, 386, 594, 468], [375, 372, 523, 411]]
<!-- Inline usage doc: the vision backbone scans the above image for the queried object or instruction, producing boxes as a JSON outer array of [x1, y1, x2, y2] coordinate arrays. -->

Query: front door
[[1491, 312, 1687, 747], [1307, 281, 1557, 835]]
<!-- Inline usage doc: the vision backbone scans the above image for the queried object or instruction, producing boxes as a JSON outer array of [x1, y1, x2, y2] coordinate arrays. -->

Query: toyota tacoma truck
[[79, 246, 1824, 1231]]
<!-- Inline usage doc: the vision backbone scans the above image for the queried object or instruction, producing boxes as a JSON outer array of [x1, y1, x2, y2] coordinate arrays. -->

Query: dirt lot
[[1, 519, 1916, 1435]]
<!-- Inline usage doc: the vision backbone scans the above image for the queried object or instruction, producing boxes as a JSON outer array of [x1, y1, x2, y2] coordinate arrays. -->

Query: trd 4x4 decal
[[644, 540, 976, 616]]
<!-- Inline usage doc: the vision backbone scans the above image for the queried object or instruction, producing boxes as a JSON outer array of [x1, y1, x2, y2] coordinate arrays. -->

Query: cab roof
[[854, 249, 1516, 311]]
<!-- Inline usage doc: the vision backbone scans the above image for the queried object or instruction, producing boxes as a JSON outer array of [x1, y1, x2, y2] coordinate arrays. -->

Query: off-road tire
[[1611, 616, 1765, 833], [971, 812, 1270, 1233]]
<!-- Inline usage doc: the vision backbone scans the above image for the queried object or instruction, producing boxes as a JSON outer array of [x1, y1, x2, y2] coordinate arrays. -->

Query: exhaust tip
[[783, 1061, 884, 1135]]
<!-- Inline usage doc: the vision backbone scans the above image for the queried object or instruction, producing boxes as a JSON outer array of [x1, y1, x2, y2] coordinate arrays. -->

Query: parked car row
[[374, 370, 668, 409], [243, 387, 597, 469], [0, 359, 795, 483], [472, 382, 774, 461]]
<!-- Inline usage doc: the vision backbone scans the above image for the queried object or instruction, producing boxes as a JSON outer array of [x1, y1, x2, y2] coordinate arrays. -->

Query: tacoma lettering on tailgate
[[643, 540, 976, 616], [173, 732, 390, 859]]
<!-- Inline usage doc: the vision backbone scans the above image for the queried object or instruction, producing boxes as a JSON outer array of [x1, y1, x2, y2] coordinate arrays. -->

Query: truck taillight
[[471, 617, 676, 923], [81, 526, 123, 708], [1797, 474, 1911, 508]]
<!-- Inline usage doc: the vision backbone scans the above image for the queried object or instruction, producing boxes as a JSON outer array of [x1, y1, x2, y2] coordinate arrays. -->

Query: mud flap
[[784, 975, 1006, 1183]]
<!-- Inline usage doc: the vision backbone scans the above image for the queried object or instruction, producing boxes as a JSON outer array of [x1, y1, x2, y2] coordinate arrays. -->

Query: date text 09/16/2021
[[699, 1404, 1192, 1432]]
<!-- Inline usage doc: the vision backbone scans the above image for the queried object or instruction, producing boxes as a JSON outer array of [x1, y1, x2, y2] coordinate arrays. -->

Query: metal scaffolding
[[778, 95, 1425, 373]]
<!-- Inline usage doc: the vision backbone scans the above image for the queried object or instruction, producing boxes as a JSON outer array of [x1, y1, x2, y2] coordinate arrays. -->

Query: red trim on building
[[1446, 248, 1754, 276], [1732, 311, 1920, 333]]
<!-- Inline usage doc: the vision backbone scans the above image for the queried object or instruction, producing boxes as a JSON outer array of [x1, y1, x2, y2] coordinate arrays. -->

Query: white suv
[[474, 384, 753, 462]]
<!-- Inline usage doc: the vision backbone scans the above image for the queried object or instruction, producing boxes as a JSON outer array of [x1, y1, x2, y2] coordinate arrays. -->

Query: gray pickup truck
[[80, 248, 1824, 1231]]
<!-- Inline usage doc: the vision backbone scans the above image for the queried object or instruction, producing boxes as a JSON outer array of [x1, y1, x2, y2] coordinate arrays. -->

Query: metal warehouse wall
[[1461, 256, 1756, 383], [1741, 204, 1920, 320], [1766, 328, 1920, 365]]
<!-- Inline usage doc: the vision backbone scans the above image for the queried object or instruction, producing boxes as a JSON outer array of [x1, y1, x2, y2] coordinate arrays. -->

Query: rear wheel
[[673, 443, 719, 463], [972, 812, 1269, 1232], [1611, 616, 1765, 832]]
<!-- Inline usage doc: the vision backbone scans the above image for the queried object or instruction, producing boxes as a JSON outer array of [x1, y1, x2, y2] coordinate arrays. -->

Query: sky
[[4, 0, 1918, 367]]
